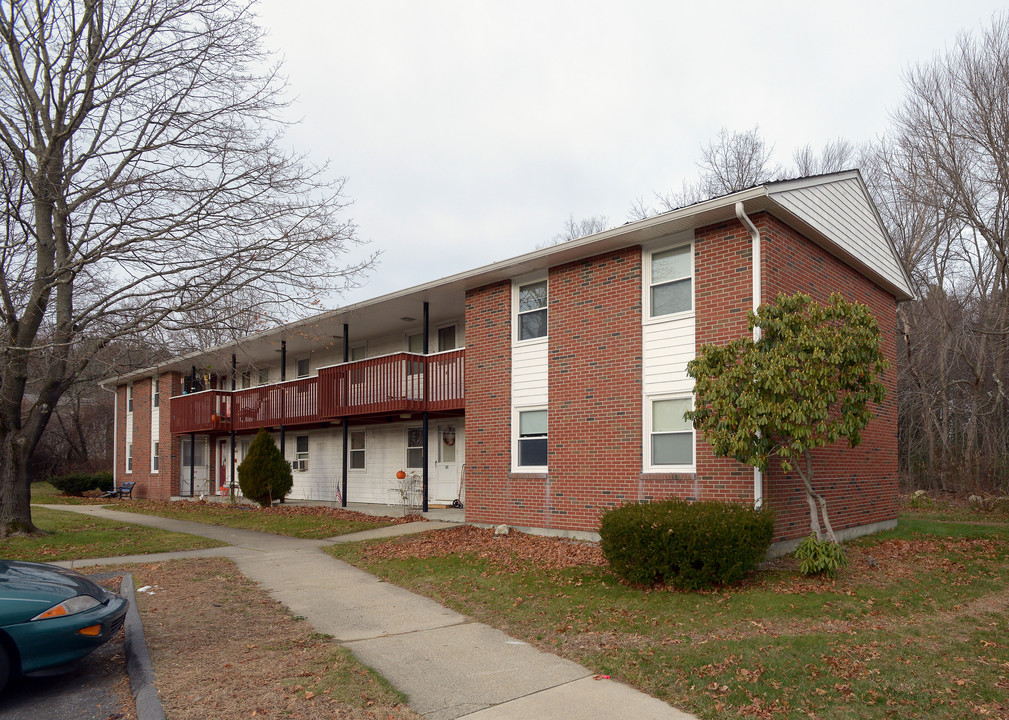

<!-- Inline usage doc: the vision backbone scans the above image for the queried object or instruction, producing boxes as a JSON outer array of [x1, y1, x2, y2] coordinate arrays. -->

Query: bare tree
[[542, 213, 609, 247], [793, 138, 857, 176], [697, 126, 780, 196], [0, 0, 373, 535], [876, 13, 1009, 495]]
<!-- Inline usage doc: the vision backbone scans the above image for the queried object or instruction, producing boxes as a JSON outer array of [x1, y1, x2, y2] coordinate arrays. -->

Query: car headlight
[[31, 595, 102, 621]]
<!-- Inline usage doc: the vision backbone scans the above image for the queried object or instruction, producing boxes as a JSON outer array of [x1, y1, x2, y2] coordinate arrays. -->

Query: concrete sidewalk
[[43, 504, 695, 720]]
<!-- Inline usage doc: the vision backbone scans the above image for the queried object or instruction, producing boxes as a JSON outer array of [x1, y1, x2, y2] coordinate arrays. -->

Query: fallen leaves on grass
[[129, 558, 419, 720], [357, 525, 606, 571]]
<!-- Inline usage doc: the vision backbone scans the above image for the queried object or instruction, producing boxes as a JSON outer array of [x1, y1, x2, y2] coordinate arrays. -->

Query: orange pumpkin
[[396, 470, 406, 480]]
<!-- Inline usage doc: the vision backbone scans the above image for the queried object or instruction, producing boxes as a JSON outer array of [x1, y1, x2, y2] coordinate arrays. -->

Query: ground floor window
[[126, 442, 133, 473], [407, 427, 424, 468], [517, 409, 548, 469], [294, 435, 309, 471], [349, 430, 366, 469], [650, 397, 693, 467], [152, 441, 159, 472]]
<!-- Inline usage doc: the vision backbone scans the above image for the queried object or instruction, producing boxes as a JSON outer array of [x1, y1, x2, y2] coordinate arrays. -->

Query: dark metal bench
[[101, 481, 136, 499]]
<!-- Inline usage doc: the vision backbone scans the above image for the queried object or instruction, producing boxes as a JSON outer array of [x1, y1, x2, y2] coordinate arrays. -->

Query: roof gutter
[[735, 201, 763, 511]]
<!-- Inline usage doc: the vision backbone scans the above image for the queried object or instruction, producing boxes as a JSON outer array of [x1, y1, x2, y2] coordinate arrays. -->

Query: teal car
[[0, 561, 128, 691]]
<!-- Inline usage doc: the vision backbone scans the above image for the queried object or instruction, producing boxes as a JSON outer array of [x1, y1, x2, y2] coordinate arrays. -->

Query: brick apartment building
[[104, 171, 912, 548]]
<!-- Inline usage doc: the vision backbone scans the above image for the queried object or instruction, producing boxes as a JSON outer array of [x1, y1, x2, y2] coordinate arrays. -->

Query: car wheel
[[0, 644, 9, 692]]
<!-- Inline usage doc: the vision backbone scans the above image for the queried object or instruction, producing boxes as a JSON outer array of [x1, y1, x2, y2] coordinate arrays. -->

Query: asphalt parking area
[[0, 631, 133, 720]]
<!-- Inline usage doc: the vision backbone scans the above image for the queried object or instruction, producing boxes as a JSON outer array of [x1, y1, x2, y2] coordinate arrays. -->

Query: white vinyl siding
[[512, 340, 548, 406], [642, 315, 695, 396], [768, 175, 913, 298]]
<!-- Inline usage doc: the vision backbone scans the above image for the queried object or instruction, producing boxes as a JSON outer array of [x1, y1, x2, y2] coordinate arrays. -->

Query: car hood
[[0, 560, 111, 626]]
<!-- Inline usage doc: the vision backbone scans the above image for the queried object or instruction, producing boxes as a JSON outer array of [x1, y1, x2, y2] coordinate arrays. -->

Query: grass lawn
[[4, 506, 224, 561], [30, 481, 414, 539], [326, 510, 1009, 720]]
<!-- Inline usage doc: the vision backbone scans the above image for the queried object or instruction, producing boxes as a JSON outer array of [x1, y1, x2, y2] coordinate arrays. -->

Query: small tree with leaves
[[686, 292, 888, 543], [237, 429, 293, 508]]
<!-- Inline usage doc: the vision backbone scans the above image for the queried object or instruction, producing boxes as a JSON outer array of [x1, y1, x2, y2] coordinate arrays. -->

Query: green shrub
[[49, 472, 114, 496], [237, 428, 293, 507], [599, 498, 775, 590], [793, 534, 848, 578]]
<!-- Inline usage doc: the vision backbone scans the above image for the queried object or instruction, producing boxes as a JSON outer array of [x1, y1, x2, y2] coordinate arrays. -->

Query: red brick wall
[[758, 213, 899, 540], [462, 214, 899, 541], [691, 219, 760, 506], [546, 248, 643, 528], [114, 372, 182, 500], [463, 281, 513, 525]]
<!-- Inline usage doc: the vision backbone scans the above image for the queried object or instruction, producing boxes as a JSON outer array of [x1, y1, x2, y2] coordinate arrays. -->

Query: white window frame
[[512, 406, 548, 473], [349, 429, 366, 470], [126, 383, 134, 414], [406, 426, 424, 469], [126, 442, 133, 473], [152, 441, 159, 473], [296, 357, 310, 379], [644, 395, 695, 473], [643, 239, 694, 324], [258, 367, 270, 385], [349, 343, 367, 362], [513, 277, 548, 343], [293, 435, 309, 471], [182, 438, 204, 468], [152, 377, 159, 409]]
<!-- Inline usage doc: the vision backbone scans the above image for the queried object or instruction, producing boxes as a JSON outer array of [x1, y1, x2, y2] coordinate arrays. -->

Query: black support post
[[341, 324, 349, 507], [422, 302, 429, 513], [189, 366, 196, 497], [280, 340, 286, 458]]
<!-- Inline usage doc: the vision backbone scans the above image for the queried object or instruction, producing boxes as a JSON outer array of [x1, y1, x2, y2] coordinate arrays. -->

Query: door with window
[[433, 424, 463, 504]]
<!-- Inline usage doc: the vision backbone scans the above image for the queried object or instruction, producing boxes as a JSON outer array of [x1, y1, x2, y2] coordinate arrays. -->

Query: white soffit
[[767, 174, 914, 300]]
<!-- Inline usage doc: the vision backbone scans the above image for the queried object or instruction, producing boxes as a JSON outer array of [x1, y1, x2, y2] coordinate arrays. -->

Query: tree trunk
[[793, 450, 838, 544], [0, 430, 41, 537]]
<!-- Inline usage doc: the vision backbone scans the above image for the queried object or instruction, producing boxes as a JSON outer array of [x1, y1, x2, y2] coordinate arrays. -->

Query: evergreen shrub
[[49, 472, 114, 496], [599, 498, 775, 590], [237, 428, 293, 507]]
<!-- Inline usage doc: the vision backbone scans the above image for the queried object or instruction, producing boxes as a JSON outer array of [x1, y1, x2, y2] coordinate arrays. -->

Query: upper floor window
[[126, 384, 134, 413], [407, 332, 424, 354], [517, 280, 548, 341], [437, 325, 457, 351], [241, 371, 252, 389], [258, 367, 270, 385], [296, 358, 310, 378], [650, 245, 692, 317], [152, 378, 159, 408]]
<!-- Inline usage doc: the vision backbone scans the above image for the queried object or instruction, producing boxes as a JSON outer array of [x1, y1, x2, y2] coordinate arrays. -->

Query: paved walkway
[[41, 505, 695, 720]]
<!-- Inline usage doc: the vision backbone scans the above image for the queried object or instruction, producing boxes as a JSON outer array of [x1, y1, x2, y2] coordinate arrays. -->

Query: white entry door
[[433, 425, 461, 503]]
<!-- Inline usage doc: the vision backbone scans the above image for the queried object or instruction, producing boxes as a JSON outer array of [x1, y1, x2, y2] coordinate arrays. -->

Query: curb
[[120, 573, 167, 720]]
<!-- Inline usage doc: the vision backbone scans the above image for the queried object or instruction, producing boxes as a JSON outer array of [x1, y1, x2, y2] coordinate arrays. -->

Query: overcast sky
[[253, 0, 1005, 307]]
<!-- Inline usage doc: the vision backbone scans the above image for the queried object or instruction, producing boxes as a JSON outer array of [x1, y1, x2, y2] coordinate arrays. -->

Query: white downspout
[[735, 201, 763, 510]]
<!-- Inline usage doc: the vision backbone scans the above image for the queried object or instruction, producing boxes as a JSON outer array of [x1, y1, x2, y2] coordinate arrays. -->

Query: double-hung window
[[651, 398, 693, 467], [517, 281, 548, 341], [517, 409, 548, 468], [152, 379, 159, 409], [349, 431, 366, 469], [152, 441, 159, 472], [126, 443, 133, 473], [126, 384, 134, 413], [295, 435, 309, 471], [406, 427, 424, 468], [296, 358, 310, 379], [650, 245, 692, 317]]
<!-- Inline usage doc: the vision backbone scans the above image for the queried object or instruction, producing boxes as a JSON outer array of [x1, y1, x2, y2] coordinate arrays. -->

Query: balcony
[[170, 349, 465, 435], [318, 349, 465, 417]]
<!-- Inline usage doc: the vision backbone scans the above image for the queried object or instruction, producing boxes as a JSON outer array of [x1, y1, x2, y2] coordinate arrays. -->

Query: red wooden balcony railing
[[171, 350, 464, 434], [318, 349, 465, 417], [170, 390, 234, 434]]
